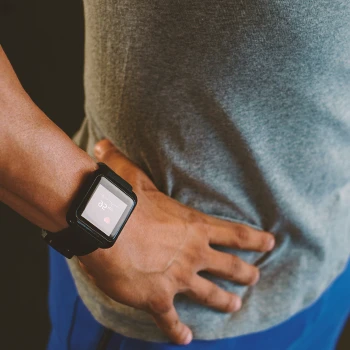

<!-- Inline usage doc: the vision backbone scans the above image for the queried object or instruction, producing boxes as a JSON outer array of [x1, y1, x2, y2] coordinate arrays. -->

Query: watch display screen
[[81, 177, 134, 237]]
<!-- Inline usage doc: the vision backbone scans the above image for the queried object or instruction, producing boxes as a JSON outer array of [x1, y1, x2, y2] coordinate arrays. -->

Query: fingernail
[[183, 332, 193, 345], [267, 237, 275, 251], [251, 270, 260, 285], [94, 144, 102, 157], [234, 297, 242, 311], [94, 139, 110, 157]]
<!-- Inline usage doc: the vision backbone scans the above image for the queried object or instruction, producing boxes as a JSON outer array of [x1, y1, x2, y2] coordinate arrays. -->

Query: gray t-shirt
[[67, 0, 350, 341]]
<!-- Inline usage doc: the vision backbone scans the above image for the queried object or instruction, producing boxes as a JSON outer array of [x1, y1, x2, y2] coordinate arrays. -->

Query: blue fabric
[[48, 248, 349, 350]]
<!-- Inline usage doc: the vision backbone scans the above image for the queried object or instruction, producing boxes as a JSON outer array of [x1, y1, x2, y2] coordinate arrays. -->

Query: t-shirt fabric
[[67, 0, 350, 341]]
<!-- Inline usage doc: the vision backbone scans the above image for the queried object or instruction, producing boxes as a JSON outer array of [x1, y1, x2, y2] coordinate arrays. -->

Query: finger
[[94, 139, 134, 168], [151, 306, 193, 345], [201, 216, 275, 252], [205, 250, 259, 285], [185, 275, 242, 313], [94, 139, 151, 186]]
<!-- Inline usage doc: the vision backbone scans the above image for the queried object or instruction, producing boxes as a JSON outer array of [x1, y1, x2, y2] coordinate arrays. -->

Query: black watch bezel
[[66, 163, 137, 249]]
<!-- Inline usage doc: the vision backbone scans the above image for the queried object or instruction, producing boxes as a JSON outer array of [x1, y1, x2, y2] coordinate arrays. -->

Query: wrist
[[42, 162, 137, 259], [49, 159, 99, 232], [1, 109, 99, 232]]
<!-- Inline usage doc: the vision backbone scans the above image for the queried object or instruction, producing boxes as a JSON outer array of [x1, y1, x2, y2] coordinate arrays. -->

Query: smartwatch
[[42, 163, 137, 259]]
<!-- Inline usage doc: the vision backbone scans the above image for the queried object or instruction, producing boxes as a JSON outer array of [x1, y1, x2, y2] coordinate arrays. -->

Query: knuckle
[[147, 284, 173, 314], [182, 248, 198, 266], [169, 263, 192, 288], [187, 276, 199, 292], [148, 295, 172, 314], [185, 210, 198, 225], [181, 243, 209, 269], [176, 272, 192, 289], [186, 210, 207, 234], [202, 284, 218, 305], [165, 318, 180, 332], [194, 244, 210, 266], [235, 225, 250, 242], [229, 256, 242, 278]]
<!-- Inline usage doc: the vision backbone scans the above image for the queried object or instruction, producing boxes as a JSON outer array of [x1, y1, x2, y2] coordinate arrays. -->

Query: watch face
[[80, 177, 135, 238]]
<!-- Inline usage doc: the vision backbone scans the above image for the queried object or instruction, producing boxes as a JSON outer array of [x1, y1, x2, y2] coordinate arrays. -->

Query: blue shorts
[[48, 248, 349, 350]]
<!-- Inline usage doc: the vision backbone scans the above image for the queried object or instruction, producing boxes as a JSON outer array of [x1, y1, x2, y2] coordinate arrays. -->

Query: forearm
[[0, 46, 97, 232]]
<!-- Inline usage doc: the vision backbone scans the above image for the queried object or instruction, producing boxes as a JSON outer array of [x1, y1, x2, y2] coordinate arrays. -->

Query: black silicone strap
[[42, 226, 99, 258]]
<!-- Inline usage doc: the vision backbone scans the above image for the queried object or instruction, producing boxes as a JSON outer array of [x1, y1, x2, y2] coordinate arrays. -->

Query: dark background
[[1, 0, 84, 349], [0, 0, 348, 349]]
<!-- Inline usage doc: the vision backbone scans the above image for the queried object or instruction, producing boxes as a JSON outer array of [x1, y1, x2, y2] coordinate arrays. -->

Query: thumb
[[94, 139, 136, 169], [94, 139, 120, 161], [93, 139, 145, 182], [94, 139, 155, 190]]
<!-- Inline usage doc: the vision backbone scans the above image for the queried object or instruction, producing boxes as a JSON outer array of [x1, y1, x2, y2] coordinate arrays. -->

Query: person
[[1, 1, 349, 349]]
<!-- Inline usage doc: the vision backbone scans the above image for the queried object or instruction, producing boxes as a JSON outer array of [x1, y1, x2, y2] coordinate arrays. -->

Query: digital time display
[[81, 182, 128, 236]]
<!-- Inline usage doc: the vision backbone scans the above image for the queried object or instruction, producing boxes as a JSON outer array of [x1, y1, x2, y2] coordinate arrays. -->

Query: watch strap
[[42, 225, 99, 259]]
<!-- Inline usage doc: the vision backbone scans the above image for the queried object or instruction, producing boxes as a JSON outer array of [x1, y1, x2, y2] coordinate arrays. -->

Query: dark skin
[[0, 46, 275, 345]]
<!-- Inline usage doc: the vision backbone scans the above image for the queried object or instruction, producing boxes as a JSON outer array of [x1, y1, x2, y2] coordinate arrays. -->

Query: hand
[[78, 139, 275, 345]]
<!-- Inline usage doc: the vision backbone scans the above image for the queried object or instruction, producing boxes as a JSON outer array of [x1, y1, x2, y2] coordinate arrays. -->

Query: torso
[[68, 0, 350, 340]]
